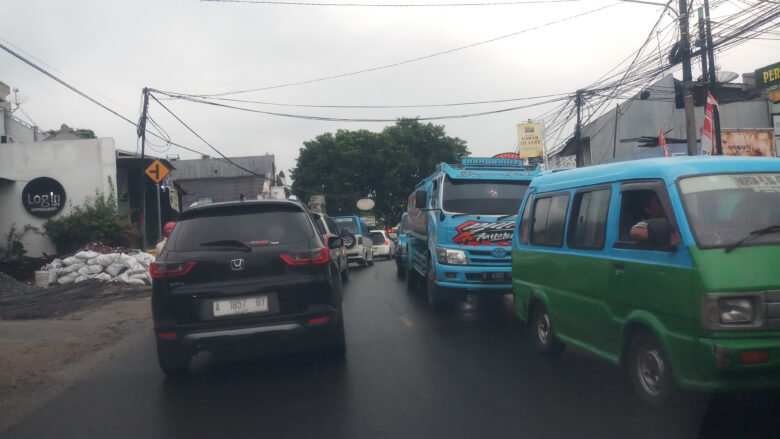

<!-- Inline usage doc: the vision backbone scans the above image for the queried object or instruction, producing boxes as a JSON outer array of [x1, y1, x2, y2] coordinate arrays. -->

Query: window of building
[[568, 188, 611, 250]]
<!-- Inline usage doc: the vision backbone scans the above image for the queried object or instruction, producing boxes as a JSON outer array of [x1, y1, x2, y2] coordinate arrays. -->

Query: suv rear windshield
[[334, 217, 358, 234], [171, 205, 314, 251], [370, 232, 385, 245]]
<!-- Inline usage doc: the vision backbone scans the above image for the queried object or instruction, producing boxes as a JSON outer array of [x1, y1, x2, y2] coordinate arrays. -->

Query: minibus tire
[[628, 332, 675, 408], [531, 303, 565, 355], [396, 261, 405, 278]]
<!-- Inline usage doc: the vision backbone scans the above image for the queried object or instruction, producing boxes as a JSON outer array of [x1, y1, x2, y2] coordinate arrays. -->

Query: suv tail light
[[280, 248, 329, 266], [150, 262, 196, 278], [383, 240, 388, 245]]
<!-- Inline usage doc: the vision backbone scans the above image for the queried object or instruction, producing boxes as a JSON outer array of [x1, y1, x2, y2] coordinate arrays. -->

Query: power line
[[201, 0, 587, 6], [156, 90, 568, 122], [174, 2, 619, 97], [148, 94, 275, 181]]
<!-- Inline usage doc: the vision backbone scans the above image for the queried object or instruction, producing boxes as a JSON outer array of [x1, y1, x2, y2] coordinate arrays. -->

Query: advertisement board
[[721, 129, 775, 157], [516, 122, 544, 159]]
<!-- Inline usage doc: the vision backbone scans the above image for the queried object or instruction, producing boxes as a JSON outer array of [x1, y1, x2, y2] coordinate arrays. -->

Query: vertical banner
[[658, 130, 670, 157], [517, 122, 544, 159], [701, 93, 718, 155]]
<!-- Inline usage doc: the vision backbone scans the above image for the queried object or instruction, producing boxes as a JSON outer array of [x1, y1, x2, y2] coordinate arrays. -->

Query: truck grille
[[466, 249, 511, 266]]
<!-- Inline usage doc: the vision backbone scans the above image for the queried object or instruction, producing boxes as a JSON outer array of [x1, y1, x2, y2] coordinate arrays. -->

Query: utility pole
[[575, 90, 583, 166], [698, 8, 709, 104], [678, 0, 699, 156], [703, 0, 723, 155], [138, 88, 150, 250]]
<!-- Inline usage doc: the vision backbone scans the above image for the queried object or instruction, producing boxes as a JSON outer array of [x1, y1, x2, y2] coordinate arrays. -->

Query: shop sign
[[721, 129, 775, 157], [22, 177, 67, 218], [517, 122, 544, 159], [755, 62, 780, 89]]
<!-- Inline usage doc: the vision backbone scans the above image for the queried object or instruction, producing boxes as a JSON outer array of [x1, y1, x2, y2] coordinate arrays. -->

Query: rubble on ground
[[46, 247, 154, 286]]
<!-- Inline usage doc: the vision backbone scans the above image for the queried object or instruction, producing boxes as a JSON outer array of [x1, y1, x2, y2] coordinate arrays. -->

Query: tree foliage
[[291, 119, 469, 225], [44, 179, 137, 254]]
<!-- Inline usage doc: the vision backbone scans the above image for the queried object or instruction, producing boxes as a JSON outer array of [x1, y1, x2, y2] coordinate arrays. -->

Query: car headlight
[[702, 294, 760, 329], [436, 247, 467, 265]]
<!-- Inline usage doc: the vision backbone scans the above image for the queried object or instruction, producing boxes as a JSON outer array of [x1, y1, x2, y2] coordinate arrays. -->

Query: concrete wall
[[580, 75, 772, 165], [0, 138, 117, 257]]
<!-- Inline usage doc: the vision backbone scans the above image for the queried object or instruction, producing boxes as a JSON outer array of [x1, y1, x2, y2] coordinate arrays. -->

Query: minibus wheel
[[531, 302, 564, 355], [628, 332, 674, 407]]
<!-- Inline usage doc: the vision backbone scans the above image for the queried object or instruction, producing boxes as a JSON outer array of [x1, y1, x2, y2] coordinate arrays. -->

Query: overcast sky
[[2, 0, 777, 176]]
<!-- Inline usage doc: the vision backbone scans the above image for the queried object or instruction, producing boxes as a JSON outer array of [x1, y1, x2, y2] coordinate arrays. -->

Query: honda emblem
[[231, 259, 245, 271]]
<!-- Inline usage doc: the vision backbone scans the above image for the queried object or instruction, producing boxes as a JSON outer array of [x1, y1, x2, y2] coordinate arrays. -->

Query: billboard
[[517, 122, 544, 159], [755, 62, 780, 89], [721, 129, 775, 157]]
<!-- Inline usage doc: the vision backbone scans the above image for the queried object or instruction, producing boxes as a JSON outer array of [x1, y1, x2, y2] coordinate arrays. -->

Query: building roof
[[170, 155, 275, 180], [530, 156, 780, 194]]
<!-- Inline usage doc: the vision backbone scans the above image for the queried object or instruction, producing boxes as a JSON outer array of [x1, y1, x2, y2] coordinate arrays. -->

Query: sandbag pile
[[47, 250, 155, 286]]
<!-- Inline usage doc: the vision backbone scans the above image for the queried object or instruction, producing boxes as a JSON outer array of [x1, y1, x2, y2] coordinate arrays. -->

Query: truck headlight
[[702, 294, 760, 329], [436, 247, 467, 265]]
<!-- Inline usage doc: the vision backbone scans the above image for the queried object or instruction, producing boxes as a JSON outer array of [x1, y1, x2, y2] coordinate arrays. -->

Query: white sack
[[105, 262, 125, 277], [57, 273, 78, 285], [78, 265, 103, 276]]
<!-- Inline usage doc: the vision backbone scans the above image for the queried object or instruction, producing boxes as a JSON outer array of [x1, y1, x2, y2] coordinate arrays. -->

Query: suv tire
[[157, 341, 190, 377]]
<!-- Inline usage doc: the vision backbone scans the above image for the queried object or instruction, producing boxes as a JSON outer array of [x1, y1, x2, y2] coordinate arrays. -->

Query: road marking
[[400, 317, 413, 327]]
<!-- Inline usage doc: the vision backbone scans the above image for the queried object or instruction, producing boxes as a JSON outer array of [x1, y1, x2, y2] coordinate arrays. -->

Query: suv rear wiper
[[199, 240, 252, 252], [724, 224, 780, 253]]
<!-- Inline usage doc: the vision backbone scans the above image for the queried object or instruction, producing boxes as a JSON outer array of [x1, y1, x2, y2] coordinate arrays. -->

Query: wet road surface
[[5, 259, 779, 438]]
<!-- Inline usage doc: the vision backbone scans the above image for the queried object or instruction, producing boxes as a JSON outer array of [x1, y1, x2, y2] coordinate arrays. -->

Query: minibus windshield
[[442, 177, 529, 216], [679, 173, 780, 249]]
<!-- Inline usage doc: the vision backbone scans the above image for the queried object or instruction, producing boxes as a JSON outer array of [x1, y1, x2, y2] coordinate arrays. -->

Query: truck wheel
[[628, 332, 675, 408], [531, 302, 565, 355], [426, 263, 448, 310], [156, 341, 190, 377], [406, 261, 421, 292]]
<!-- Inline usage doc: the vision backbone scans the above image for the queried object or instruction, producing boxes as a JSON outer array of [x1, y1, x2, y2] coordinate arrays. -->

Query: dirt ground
[[0, 295, 152, 431]]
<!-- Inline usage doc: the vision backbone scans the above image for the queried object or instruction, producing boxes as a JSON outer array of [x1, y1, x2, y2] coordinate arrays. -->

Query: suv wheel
[[341, 264, 350, 282], [156, 341, 190, 377], [367, 250, 374, 266], [327, 315, 347, 357]]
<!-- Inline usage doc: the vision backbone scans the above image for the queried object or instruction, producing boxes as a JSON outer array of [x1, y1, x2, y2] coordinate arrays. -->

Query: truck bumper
[[433, 263, 512, 292]]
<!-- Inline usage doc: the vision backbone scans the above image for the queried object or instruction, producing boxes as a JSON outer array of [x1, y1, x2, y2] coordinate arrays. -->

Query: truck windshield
[[442, 177, 530, 216], [679, 173, 780, 249], [334, 217, 358, 234]]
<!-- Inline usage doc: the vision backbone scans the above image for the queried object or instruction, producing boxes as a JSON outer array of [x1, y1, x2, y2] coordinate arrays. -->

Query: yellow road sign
[[145, 159, 170, 183]]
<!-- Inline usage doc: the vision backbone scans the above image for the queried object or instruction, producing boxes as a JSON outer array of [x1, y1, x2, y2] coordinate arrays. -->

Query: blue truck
[[405, 157, 540, 309]]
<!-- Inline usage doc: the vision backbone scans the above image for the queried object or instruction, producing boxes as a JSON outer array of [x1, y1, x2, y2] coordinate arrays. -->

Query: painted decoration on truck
[[453, 221, 515, 247]]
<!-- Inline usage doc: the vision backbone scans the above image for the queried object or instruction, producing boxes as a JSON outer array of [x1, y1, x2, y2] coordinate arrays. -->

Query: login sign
[[22, 177, 66, 218]]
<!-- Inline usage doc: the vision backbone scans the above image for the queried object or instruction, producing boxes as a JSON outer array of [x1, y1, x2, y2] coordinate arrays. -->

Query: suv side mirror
[[414, 190, 427, 209], [647, 217, 671, 247], [328, 236, 344, 249]]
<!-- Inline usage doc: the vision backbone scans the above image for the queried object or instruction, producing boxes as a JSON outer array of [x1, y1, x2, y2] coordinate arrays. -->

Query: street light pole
[[138, 88, 150, 250], [703, 0, 723, 155]]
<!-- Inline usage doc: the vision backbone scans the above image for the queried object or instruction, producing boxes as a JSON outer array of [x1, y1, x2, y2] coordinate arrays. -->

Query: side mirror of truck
[[647, 217, 671, 248], [414, 190, 427, 209]]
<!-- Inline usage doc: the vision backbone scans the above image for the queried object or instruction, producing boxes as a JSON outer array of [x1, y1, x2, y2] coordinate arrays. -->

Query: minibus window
[[568, 188, 611, 250], [530, 193, 569, 247], [518, 191, 534, 244], [617, 188, 679, 247]]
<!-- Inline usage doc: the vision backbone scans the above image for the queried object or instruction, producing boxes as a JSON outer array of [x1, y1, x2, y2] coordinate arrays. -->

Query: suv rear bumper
[[155, 307, 343, 355]]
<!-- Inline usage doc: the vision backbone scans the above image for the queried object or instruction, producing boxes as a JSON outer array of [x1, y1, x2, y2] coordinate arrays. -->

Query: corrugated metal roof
[[170, 155, 275, 179]]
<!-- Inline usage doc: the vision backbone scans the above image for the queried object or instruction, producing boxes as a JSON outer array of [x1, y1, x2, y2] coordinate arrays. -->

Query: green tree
[[291, 119, 469, 225]]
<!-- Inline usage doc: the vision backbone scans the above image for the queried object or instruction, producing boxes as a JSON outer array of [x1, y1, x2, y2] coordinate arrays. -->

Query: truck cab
[[405, 157, 540, 309]]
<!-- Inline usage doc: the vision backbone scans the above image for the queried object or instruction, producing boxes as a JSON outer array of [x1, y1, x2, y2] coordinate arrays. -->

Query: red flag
[[659, 130, 670, 157], [702, 93, 719, 155]]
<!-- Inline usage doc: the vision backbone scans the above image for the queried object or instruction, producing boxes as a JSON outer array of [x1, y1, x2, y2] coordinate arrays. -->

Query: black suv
[[151, 200, 346, 376]]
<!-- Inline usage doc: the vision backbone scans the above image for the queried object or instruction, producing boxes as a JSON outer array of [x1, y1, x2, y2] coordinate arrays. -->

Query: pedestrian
[[156, 221, 176, 256]]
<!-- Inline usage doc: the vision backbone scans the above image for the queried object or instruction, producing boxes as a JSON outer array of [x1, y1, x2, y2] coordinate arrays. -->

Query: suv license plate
[[213, 296, 269, 317]]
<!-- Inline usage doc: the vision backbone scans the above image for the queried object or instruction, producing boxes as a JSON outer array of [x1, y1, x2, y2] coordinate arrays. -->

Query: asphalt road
[[6, 259, 779, 439]]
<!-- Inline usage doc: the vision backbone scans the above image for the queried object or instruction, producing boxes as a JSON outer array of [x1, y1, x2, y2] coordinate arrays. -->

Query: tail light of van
[[280, 248, 329, 266], [150, 262, 196, 278]]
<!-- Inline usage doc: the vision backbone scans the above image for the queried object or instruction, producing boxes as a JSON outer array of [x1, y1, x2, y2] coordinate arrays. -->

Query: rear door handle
[[613, 262, 625, 269]]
